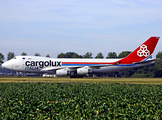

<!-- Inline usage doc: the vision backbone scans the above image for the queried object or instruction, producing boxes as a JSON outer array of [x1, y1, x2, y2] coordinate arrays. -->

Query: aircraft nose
[[2, 63, 5, 68], [2, 61, 13, 70]]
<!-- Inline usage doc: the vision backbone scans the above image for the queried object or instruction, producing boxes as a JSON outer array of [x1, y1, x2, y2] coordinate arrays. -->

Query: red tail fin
[[120, 37, 160, 64]]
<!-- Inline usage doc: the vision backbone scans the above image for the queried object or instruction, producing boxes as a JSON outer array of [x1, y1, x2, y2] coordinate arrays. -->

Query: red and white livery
[[2, 37, 160, 78]]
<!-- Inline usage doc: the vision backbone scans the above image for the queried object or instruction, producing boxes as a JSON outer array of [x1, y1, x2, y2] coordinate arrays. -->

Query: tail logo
[[137, 44, 150, 57]]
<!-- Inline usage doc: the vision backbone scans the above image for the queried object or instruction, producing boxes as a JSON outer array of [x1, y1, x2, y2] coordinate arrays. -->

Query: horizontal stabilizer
[[133, 59, 157, 64]]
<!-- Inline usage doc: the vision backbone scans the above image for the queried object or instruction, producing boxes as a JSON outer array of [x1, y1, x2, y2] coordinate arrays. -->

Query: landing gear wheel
[[18, 75, 21, 78]]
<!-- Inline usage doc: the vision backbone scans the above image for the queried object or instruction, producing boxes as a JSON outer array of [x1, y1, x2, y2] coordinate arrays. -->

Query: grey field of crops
[[1, 77, 162, 119]]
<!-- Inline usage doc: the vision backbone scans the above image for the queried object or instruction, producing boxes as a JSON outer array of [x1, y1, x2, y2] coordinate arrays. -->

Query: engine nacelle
[[77, 67, 91, 75], [56, 69, 70, 76]]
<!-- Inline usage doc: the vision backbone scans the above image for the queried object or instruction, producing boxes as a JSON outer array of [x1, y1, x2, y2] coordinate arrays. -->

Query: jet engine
[[77, 66, 91, 75], [56, 69, 70, 76]]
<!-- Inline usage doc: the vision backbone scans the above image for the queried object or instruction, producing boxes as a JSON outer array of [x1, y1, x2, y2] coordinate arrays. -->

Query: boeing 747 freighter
[[2, 37, 160, 78]]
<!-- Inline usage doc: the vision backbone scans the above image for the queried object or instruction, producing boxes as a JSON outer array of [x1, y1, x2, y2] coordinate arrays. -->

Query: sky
[[0, 0, 162, 60]]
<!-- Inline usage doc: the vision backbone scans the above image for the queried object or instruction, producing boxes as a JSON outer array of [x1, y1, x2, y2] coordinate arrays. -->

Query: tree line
[[57, 51, 131, 59], [0, 51, 162, 77], [0, 51, 132, 62]]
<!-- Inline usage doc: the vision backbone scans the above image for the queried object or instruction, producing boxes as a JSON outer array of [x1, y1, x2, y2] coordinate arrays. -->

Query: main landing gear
[[70, 75, 83, 78]]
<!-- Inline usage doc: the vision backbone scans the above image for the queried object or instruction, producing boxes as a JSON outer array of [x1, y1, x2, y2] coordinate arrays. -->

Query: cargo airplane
[[2, 37, 160, 78]]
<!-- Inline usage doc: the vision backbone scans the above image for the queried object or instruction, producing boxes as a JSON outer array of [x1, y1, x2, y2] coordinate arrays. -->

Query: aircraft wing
[[86, 64, 114, 69], [40, 66, 82, 72], [40, 67, 65, 72], [40, 64, 114, 72]]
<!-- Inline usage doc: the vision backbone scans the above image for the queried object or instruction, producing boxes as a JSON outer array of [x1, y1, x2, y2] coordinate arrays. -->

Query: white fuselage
[[2, 56, 153, 76], [2, 36, 159, 77]]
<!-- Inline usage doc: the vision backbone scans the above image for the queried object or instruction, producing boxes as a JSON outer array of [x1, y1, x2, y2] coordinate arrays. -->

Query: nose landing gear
[[17, 72, 21, 78]]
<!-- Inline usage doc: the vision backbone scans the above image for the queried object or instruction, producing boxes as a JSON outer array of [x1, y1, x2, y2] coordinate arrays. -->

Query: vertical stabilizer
[[120, 37, 160, 64]]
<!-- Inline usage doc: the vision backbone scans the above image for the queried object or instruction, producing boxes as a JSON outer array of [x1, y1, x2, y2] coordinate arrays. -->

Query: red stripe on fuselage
[[62, 62, 114, 64]]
